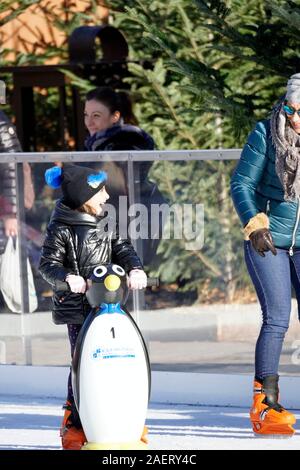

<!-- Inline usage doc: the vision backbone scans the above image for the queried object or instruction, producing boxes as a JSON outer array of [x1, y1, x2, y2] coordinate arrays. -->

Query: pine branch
[[59, 69, 94, 92], [266, 0, 300, 38], [176, 4, 204, 63], [193, 0, 258, 48], [210, 45, 291, 77]]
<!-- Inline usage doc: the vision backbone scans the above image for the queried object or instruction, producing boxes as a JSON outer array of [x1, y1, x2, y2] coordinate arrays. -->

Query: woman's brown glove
[[249, 228, 277, 257]]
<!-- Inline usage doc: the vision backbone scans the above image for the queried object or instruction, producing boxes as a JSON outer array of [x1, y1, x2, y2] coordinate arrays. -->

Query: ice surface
[[0, 396, 299, 450]]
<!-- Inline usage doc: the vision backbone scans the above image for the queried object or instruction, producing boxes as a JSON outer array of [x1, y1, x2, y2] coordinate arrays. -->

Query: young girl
[[39, 163, 147, 450]]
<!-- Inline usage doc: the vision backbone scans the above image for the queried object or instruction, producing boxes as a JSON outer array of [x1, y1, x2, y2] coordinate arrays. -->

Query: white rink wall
[[0, 365, 300, 409]]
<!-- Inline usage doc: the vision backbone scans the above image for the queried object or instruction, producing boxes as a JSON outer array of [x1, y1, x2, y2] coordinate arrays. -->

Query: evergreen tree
[[106, 0, 300, 302], [3, 1, 299, 302]]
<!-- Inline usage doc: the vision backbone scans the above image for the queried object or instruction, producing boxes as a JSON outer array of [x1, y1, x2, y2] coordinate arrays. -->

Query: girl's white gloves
[[128, 269, 147, 290], [66, 274, 86, 293], [66, 269, 147, 293]]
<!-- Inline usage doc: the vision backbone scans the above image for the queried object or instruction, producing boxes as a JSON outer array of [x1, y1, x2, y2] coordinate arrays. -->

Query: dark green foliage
[[106, 0, 299, 302], [2, 0, 299, 302]]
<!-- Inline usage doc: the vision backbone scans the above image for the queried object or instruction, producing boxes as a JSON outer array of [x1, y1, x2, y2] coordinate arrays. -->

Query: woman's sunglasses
[[283, 104, 300, 117]]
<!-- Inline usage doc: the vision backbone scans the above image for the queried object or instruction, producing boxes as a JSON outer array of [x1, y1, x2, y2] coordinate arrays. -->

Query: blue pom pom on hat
[[45, 164, 107, 209], [45, 166, 62, 189]]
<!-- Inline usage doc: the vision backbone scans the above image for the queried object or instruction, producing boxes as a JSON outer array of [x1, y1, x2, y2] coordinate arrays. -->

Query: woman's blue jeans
[[244, 240, 300, 380]]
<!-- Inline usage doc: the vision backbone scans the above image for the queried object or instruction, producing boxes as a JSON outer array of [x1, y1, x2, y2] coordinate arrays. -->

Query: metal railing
[[2, 149, 242, 315], [0, 149, 241, 163], [0, 149, 242, 364]]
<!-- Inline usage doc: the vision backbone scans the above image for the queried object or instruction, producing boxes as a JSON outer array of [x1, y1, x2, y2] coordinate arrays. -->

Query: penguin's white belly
[[78, 313, 149, 443]]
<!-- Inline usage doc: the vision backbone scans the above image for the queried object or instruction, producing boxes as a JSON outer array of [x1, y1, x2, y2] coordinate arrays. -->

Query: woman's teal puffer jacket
[[231, 119, 300, 251]]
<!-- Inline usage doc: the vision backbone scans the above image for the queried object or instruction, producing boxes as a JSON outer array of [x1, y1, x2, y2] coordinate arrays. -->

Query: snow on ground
[[0, 396, 299, 450]]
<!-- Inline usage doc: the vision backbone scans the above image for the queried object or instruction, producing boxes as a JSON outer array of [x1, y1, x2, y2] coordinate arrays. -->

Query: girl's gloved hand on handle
[[66, 274, 87, 293], [128, 269, 147, 289]]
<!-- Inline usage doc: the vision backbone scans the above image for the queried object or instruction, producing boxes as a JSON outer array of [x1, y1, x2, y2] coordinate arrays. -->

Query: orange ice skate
[[60, 401, 87, 450], [250, 375, 296, 438]]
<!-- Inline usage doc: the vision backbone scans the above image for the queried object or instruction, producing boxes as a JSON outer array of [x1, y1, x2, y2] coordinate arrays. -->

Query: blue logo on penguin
[[92, 346, 135, 360], [93, 348, 102, 359]]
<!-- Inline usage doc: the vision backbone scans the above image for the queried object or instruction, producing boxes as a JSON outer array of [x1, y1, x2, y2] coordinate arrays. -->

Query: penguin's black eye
[[93, 266, 108, 277], [112, 264, 125, 276]]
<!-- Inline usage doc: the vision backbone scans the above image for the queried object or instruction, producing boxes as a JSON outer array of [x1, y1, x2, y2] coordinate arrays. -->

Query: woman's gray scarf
[[271, 102, 300, 201]]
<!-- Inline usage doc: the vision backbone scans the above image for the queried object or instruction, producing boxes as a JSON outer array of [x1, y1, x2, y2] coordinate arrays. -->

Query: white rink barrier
[[0, 365, 299, 409]]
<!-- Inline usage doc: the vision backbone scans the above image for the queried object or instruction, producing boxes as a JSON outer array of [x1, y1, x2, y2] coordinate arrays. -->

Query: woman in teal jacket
[[231, 73, 300, 437]]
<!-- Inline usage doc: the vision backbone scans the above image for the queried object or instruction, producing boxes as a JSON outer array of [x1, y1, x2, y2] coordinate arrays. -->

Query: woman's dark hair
[[85, 87, 138, 125]]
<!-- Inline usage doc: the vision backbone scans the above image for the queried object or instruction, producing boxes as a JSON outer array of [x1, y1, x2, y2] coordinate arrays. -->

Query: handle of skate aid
[[146, 278, 159, 287], [55, 280, 69, 291], [55, 278, 159, 291]]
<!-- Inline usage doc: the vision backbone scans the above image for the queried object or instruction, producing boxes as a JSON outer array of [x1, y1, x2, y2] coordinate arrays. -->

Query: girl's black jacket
[[39, 200, 143, 325]]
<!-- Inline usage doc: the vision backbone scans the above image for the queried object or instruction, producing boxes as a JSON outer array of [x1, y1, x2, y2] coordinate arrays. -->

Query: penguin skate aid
[[56, 265, 158, 450], [39, 164, 157, 449], [230, 73, 300, 437]]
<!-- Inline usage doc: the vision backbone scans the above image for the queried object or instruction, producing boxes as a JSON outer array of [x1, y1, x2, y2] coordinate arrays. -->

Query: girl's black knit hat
[[45, 164, 107, 209]]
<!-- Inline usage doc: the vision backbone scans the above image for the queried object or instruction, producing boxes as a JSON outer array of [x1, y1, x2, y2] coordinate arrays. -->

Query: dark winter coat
[[231, 119, 300, 250], [39, 200, 143, 325], [0, 111, 22, 253], [84, 123, 155, 186], [84, 123, 155, 152]]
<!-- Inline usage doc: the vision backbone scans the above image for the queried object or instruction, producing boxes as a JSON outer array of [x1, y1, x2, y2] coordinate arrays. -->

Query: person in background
[[230, 73, 300, 438], [83, 87, 164, 265], [84, 87, 154, 153], [0, 110, 34, 250]]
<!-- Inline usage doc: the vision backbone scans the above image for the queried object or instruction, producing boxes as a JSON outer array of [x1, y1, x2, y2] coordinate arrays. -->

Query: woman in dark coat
[[83, 87, 164, 265]]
